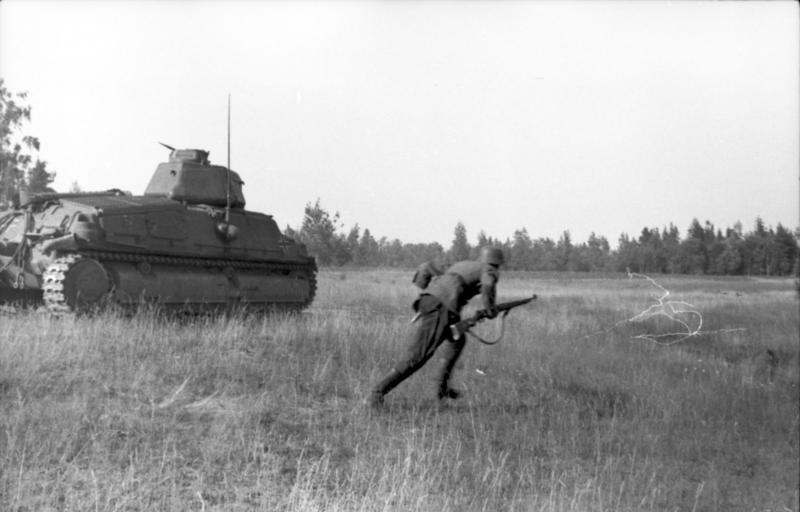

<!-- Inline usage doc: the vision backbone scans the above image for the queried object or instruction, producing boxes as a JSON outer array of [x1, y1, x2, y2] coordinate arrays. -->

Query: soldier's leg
[[368, 367, 411, 408], [369, 296, 448, 407], [436, 334, 466, 400]]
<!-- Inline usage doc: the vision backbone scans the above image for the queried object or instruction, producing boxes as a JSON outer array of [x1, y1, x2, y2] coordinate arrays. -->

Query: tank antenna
[[225, 93, 231, 224]]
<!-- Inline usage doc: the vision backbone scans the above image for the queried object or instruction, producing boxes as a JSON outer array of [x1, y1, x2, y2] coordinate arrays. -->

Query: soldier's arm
[[479, 264, 499, 312]]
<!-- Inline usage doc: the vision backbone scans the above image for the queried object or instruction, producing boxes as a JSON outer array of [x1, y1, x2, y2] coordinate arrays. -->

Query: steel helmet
[[480, 246, 505, 266]]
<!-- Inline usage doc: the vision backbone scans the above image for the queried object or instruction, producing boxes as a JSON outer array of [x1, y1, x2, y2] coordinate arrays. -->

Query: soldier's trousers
[[373, 294, 465, 398]]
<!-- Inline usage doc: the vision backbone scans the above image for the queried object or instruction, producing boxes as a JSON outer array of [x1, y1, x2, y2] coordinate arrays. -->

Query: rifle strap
[[467, 310, 510, 345]]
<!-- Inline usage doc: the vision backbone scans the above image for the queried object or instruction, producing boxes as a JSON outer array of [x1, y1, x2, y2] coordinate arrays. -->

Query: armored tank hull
[[0, 148, 316, 314]]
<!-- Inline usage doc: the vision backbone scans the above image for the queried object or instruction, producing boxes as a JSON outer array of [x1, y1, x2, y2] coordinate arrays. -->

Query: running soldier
[[368, 246, 505, 408]]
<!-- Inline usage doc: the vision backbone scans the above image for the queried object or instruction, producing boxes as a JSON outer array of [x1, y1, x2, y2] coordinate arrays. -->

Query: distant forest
[[286, 199, 799, 276]]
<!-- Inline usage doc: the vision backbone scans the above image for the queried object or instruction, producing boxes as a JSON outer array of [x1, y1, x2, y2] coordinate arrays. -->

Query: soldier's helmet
[[480, 246, 505, 266]]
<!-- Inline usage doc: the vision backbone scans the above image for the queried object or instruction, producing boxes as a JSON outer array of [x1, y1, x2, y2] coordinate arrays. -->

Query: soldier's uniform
[[411, 260, 446, 290], [368, 247, 504, 408]]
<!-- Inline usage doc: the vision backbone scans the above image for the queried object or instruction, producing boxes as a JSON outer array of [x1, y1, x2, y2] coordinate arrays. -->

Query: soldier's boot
[[367, 367, 411, 410], [439, 387, 461, 400], [436, 339, 465, 401]]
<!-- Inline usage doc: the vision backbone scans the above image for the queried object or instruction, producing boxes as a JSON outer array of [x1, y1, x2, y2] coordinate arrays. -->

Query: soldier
[[368, 246, 505, 409]]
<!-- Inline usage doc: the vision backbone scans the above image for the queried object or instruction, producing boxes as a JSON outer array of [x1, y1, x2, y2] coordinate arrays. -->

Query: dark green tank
[[0, 147, 316, 314]]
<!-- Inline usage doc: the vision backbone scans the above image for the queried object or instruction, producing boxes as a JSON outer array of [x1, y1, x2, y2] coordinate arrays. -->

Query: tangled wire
[[623, 270, 744, 346]]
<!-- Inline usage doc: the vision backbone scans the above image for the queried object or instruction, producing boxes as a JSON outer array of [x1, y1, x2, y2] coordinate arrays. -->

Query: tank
[[0, 147, 317, 314]]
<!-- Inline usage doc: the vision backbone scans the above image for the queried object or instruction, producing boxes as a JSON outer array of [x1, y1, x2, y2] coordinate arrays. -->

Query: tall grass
[[0, 270, 797, 511]]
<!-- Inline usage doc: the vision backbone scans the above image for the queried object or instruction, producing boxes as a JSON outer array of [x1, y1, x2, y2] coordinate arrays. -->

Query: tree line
[[288, 199, 799, 277]]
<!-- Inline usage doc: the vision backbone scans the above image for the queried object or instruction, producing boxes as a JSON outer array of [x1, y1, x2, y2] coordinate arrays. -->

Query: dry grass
[[0, 269, 797, 511]]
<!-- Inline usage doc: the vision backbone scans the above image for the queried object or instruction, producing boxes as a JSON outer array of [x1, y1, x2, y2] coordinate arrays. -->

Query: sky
[[0, 0, 798, 247]]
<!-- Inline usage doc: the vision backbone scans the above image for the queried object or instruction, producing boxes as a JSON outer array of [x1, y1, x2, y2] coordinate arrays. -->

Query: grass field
[[1, 270, 798, 511]]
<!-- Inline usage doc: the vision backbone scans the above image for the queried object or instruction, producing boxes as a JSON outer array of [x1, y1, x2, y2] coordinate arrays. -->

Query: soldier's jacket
[[423, 260, 498, 314], [411, 261, 445, 289]]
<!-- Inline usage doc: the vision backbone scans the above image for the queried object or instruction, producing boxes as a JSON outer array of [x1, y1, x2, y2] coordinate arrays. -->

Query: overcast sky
[[1, 0, 797, 246]]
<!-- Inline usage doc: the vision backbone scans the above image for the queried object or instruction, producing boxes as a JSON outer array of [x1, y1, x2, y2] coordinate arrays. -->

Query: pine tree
[[296, 199, 350, 266], [449, 222, 470, 262]]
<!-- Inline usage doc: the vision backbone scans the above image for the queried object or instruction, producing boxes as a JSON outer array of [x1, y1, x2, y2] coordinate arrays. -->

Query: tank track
[[84, 249, 318, 312], [43, 250, 317, 314], [42, 254, 83, 315]]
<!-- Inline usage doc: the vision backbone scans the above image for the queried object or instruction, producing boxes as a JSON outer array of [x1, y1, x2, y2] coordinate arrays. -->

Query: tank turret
[[145, 148, 246, 208]]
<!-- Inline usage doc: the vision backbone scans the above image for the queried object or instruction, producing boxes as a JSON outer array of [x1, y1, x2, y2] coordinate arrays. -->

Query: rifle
[[450, 294, 537, 344]]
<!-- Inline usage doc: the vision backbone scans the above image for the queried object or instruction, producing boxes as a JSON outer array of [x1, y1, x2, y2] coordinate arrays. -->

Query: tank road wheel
[[43, 255, 112, 315]]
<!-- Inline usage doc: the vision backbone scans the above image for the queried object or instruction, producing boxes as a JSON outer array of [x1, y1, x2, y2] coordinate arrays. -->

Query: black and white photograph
[[0, 0, 798, 510]]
